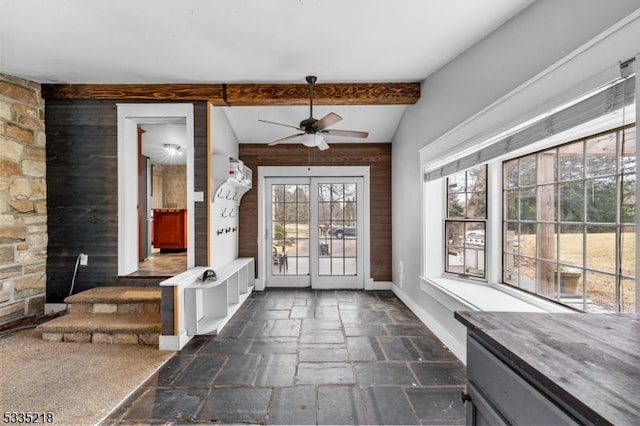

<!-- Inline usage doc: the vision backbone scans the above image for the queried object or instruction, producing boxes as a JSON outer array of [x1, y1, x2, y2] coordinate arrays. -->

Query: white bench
[[159, 258, 255, 350]]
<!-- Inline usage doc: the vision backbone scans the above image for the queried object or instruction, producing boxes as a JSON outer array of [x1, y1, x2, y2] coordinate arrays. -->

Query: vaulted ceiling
[[1, 0, 536, 144]]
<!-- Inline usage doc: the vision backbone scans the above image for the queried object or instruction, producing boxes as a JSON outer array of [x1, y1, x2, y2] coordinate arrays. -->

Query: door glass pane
[[318, 184, 331, 202], [344, 184, 357, 201], [297, 185, 309, 202], [332, 240, 344, 257], [271, 183, 309, 277], [318, 181, 359, 277], [319, 202, 331, 221], [298, 257, 309, 276], [345, 258, 357, 276], [319, 258, 331, 276], [272, 185, 284, 201], [331, 258, 344, 275], [331, 202, 344, 221], [331, 184, 344, 201], [284, 185, 297, 202]]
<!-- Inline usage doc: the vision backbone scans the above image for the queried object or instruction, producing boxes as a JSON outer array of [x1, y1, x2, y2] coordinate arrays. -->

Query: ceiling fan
[[258, 76, 369, 151]]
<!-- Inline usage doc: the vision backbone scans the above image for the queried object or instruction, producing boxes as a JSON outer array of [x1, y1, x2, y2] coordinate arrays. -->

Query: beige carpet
[[0, 328, 173, 425]]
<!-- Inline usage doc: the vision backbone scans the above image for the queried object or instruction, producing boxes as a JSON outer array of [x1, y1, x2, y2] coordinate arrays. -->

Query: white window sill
[[420, 275, 573, 314]]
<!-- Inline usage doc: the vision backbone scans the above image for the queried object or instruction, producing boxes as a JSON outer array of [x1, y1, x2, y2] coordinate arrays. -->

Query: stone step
[[37, 312, 161, 345], [64, 287, 161, 316]]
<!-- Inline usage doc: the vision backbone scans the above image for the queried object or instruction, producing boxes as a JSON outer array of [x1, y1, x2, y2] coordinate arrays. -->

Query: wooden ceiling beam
[[225, 82, 420, 106], [41, 82, 420, 105], [41, 84, 225, 102]]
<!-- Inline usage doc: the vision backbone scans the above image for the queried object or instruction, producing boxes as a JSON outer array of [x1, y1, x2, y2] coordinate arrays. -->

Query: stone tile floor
[[103, 289, 466, 425]]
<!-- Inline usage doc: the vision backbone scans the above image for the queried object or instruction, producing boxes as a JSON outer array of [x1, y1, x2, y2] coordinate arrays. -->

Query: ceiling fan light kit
[[259, 75, 369, 150]]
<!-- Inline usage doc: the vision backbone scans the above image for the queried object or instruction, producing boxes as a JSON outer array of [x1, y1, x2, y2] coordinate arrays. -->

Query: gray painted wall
[[392, 0, 640, 356]]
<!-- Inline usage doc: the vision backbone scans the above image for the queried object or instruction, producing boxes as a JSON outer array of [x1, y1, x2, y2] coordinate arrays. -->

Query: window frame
[[500, 124, 636, 312], [444, 165, 488, 280]]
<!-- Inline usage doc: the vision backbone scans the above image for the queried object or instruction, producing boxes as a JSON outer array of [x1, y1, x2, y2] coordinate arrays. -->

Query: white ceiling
[[0, 0, 535, 144], [140, 122, 187, 165]]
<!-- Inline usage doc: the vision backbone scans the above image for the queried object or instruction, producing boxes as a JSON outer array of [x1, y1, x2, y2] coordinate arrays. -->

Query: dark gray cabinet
[[456, 312, 640, 425]]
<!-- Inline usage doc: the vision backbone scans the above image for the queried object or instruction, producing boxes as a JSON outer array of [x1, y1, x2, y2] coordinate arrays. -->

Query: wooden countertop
[[455, 311, 640, 425]]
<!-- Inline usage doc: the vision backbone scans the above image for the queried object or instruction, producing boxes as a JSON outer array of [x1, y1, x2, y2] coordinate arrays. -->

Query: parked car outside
[[331, 224, 356, 239]]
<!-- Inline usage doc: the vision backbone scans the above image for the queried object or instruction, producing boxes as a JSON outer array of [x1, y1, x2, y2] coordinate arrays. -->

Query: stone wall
[[153, 164, 186, 209], [0, 74, 47, 325]]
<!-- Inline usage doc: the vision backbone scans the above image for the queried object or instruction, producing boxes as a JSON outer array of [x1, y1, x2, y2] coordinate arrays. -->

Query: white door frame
[[116, 103, 195, 275], [257, 166, 371, 290]]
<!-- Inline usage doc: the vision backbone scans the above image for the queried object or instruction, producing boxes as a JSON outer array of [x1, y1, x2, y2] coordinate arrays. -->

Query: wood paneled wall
[[238, 143, 392, 282], [45, 100, 207, 302]]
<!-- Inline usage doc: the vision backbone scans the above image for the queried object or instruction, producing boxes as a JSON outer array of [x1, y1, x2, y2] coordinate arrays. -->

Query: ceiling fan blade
[[268, 133, 304, 146], [317, 140, 330, 151], [323, 129, 369, 138], [258, 119, 302, 131], [312, 112, 342, 130]]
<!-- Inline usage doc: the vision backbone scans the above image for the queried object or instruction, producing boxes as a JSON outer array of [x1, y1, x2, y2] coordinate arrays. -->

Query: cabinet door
[[466, 383, 507, 426], [467, 336, 578, 425], [154, 210, 186, 248]]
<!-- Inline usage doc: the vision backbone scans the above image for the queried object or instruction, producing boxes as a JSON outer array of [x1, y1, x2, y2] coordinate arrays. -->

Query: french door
[[265, 177, 364, 289]]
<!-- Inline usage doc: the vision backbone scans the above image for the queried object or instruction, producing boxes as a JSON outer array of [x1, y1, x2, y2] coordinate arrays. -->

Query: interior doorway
[[117, 104, 195, 277], [132, 121, 188, 277]]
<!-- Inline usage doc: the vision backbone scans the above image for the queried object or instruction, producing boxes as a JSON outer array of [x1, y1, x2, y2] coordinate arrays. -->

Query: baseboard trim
[[391, 284, 466, 363], [159, 332, 191, 351], [364, 280, 393, 290]]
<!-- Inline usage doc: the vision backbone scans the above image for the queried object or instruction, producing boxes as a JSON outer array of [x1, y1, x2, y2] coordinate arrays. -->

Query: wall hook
[[229, 208, 235, 217], [233, 190, 239, 201], [221, 207, 228, 217], [226, 189, 232, 200], [217, 189, 224, 198]]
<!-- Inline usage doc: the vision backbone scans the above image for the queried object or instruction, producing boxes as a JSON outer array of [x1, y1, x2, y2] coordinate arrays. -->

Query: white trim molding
[[392, 282, 466, 362], [116, 103, 195, 276]]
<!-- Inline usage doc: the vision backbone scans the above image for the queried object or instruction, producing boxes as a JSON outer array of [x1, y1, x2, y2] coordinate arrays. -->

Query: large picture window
[[445, 165, 487, 279], [503, 125, 636, 312]]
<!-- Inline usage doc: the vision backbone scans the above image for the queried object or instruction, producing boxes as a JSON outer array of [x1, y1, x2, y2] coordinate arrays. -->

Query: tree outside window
[[502, 125, 636, 313], [445, 165, 487, 279]]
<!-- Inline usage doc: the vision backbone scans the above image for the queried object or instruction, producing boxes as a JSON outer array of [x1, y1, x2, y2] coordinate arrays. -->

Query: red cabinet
[[153, 209, 187, 250]]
